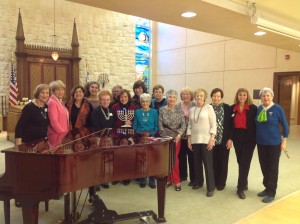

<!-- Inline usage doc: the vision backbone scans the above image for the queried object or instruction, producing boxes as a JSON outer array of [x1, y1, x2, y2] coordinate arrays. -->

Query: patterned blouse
[[158, 104, 186, 138]]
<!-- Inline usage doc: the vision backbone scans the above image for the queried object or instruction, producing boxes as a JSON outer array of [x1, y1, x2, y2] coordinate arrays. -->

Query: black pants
[[179, 139, 195, 182], [257, 144, 281, 197], [192, 144, 214, 191], [233, 130, 256, 190], [213, 144, 230, 188]]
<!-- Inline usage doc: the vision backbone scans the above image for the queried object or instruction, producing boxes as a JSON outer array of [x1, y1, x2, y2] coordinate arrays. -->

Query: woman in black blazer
[[231, 88, 257, 199], [210, 88, 233, 191]]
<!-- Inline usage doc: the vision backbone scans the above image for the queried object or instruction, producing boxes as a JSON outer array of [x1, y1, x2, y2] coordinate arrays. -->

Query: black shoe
[[175, 185, 181, 191], [95, 186, 101, 191], [167, 182, 172, 188], [257, 189, 268, 197], [123, 180, 130, 186], [101, 184, 109, 189], [216, 186, 225, 191], [192, 185, 202, 190], [237, 190, 246, 199], [149, 184, 156, 189], [188, 182, 195, 187], [243, 185, 248, 191], [262, 196, 274, 203], [112, 181, 119, 185], [206, 191, 214, 197], [140, 183, 146, 188]]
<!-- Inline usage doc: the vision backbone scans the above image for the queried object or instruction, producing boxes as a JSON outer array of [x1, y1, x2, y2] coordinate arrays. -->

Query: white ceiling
[[67, 0, 300, 52]]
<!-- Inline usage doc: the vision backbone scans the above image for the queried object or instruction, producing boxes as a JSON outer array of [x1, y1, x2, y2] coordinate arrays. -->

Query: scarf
[[257, 102, 274, 123], [66, 99, 91, 129]]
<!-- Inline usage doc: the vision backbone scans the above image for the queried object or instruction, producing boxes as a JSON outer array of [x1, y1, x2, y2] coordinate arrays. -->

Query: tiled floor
[[0, 127, 299, 224]]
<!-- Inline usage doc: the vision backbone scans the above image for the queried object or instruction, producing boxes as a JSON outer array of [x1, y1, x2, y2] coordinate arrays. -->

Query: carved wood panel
[[29, 63, 42, 98]]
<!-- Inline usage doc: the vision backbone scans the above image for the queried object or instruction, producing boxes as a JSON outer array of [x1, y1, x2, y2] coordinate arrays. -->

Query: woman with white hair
[[133, 93, 158, 188], [133, 93, 158, 136], [159, 89, 186, 191], [256, 87, 288, 203]]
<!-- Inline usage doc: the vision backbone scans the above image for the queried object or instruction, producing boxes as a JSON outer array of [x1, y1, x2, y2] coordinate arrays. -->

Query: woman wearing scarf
[[256, 87, 288, 203], [66, 85, 93, 130], [210, 88, 233, 191]]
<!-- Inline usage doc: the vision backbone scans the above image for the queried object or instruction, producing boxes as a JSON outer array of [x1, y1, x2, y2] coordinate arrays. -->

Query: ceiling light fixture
[[251, 16, 300, 41], [51, 0, 59, 61], [254, 31, 266, 36], [181, 12, 197, 18]]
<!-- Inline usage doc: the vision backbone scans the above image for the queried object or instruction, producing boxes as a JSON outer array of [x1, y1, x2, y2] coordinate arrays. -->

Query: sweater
[[133, 108, 158, 135], [187, 104, 217, 144], [15, 102, 50, 142], [256, 103, 289, 145]]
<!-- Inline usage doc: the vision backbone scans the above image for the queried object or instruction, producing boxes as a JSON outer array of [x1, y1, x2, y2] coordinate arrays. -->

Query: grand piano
[[0, 128, 175, 224]]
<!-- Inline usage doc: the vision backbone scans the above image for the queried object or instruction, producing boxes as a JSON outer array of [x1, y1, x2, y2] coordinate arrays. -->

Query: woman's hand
[[281, 139, 287, 151], [207, 138, 215, 150], [226, 139, 232, 150], [187, 136, 193, 151], [175, 134, 181, 143], [125, 120, 132, 126]]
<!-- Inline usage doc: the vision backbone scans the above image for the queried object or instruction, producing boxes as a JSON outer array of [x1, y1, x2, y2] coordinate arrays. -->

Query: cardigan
[[256, 103, 288, 145]]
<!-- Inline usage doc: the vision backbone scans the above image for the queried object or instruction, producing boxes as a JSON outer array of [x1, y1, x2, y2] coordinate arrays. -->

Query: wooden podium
[[6, 105, 24, 143]]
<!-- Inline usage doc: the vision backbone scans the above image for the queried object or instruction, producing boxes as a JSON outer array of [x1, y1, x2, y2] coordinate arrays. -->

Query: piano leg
[[155, 176, 167, 223], [4, 199, 10, 224], [21, 200, 39, 224]]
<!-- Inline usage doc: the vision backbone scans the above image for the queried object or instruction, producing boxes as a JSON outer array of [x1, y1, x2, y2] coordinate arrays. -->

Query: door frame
[[273, 71, 300, 125]]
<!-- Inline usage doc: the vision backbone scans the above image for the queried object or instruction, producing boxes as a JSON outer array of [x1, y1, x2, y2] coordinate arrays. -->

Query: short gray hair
[[166, 89, 178, 98], [49, 80, 66, 92], [259, 87, 274, 97], [140, 93, 152, 102]]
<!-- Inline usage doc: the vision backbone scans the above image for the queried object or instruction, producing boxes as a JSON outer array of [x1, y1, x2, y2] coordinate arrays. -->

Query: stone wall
[[0, 0, 136, 111]]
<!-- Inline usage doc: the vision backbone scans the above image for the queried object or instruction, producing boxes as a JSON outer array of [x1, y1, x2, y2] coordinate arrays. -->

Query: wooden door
[[28, 62, 68, 98], [277, 76, 293, 125]]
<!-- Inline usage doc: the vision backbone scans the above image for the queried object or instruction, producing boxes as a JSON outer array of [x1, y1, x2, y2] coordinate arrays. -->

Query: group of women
[[15, 79, 288, 203]]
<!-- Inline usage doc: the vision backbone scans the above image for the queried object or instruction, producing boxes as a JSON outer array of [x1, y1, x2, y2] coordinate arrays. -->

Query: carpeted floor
[[0, 127, 299, 224]]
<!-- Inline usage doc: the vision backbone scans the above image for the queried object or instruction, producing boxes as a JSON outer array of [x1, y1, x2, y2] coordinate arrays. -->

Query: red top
[[233, 104, 249, 129]]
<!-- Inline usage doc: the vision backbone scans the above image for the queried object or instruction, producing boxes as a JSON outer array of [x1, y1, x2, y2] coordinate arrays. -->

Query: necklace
[[40, 107, 47, 119], [142, 111, 149, 122], [194, 106, 203, 123], [100, 107, 110, 120]]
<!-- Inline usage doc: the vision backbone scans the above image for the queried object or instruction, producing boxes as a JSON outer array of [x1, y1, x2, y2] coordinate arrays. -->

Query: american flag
[[9, 61, 18, 106]]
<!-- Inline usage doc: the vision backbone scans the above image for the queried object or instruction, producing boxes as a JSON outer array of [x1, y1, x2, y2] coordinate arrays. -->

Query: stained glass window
[[135, 18, 151, 92]]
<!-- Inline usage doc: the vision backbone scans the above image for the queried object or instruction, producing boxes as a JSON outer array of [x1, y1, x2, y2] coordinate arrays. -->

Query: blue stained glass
[[135, 17, 151, 91]]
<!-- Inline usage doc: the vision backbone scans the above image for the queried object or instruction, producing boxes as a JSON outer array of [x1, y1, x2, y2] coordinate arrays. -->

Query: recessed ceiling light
[[181, 12, 197, 18], [254, 31, 266, 36]]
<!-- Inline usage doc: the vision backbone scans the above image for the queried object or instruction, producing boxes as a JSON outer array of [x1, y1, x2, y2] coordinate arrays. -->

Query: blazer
[[230, 103, 257, 143], [48, 95, 70, 136]]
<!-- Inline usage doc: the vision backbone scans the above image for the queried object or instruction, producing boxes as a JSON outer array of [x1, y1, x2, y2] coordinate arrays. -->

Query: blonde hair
[[180, 87, 194, 101], [99, 90, 112, 101], [49, 80, 66, 93], [194, 88, 208, 99], [233, 88, 254, 105]]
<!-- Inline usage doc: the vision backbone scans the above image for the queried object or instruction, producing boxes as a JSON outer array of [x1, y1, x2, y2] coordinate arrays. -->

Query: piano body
[[0, 128, 175, 224]]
